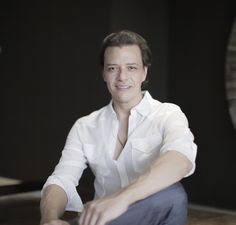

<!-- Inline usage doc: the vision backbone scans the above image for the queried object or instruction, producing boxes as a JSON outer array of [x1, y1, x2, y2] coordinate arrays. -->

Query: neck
[[113, 92, 144, 118], [113, 103, 130, 120]]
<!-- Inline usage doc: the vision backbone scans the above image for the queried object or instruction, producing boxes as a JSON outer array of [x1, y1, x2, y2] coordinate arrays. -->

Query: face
[[103, 45, 147, 108]]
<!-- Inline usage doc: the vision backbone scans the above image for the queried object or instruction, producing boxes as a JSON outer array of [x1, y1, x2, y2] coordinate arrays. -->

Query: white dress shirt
[[42, 91, 197, 212]]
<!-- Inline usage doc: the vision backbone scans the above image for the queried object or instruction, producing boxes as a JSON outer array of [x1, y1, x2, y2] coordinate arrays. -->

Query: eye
[[106, 66, 118, 72], [127, 66, 137, 71]]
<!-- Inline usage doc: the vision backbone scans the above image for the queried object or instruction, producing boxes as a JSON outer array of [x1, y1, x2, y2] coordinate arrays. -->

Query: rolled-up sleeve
[[41, 121, 88, 212], [159, 105, 197, 176]]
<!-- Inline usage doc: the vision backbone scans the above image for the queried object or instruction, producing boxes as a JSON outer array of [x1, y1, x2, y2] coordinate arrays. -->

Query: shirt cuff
[[41, 175, 84, 212]]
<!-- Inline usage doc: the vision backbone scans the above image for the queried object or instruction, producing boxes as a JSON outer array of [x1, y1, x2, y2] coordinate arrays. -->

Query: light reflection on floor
[[0, 177, 22, 186]]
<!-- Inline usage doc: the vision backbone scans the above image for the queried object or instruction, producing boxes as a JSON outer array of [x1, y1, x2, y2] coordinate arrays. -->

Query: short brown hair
[[100, 30, 152, 68]]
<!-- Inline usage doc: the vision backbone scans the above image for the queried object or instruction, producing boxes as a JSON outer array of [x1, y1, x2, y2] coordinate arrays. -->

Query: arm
[[78, 150, 193, 225], [120, 150, 192, 203], [40, 120, 88, 224], [40, 184, 69, 225]]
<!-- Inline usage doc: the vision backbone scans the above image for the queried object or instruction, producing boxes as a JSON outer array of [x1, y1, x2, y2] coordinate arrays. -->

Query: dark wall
[[0, 1, 110, 181], [169, 1, 236, 210], [1, 0, 236, 210]]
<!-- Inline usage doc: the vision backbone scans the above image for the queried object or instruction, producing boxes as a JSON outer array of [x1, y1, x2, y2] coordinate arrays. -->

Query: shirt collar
[[131, 90, 153, 117], [106, 90, 155, 118], [107, 101, 117, 119]]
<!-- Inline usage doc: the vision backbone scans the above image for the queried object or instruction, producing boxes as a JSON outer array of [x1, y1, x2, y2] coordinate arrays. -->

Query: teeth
[[117, 85, 129, 89]]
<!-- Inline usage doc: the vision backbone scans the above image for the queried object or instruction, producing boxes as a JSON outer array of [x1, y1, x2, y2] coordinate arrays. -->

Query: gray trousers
[[69, 182, 188, 225]]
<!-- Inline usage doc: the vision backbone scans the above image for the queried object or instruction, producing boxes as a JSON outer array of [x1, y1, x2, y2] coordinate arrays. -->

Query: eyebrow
[[105, 63, 118, 66], [126, 63, 139, 66], [105, 63, 139, 66]]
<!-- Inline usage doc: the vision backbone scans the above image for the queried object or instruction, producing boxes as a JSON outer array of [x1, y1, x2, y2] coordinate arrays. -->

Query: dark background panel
[[1, 0, 236, 210], [169, 1, 236, 210], [0, 0, 110, 181]]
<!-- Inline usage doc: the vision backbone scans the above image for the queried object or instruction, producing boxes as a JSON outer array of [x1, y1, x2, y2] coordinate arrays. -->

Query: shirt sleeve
[[41, 121, 88, 212], [159, 104, 197, 176]]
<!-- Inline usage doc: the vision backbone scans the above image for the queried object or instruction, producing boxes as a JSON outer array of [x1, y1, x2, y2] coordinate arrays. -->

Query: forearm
[[40, 184, 68, 224], [119, 151, 193, 205]]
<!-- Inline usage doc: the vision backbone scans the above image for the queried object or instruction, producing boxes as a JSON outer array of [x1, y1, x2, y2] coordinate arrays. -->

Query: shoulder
[[145, 91, 182, 114], [149, 98, 188, 126], [158, 102, 182, 113], [74, 104, 109, 127], [150, 99, 182, 116]]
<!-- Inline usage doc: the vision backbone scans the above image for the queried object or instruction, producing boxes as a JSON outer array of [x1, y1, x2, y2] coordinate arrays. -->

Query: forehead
[[104, 45, 142, 64]]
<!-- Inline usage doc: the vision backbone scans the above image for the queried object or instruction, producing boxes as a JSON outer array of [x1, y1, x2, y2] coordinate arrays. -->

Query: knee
[[171, 188, 188, 215], [148, 183, 188, 224], [148, 183, 188, 213]]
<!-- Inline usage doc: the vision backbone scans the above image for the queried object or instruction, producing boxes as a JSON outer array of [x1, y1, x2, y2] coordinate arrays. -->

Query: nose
[[117, 68, 128, 81]]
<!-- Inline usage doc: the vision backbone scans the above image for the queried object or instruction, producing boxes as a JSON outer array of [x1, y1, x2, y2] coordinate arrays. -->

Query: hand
[[40, 219, 70, 225], [78, 194, 129, 225]]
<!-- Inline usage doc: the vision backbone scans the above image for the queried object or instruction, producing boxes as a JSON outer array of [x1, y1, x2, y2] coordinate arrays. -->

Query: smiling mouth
[[116, 84, 130, 90]]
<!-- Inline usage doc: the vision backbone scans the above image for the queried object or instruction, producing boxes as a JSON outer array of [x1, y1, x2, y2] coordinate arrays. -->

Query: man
[[40, 30, 197, 225]]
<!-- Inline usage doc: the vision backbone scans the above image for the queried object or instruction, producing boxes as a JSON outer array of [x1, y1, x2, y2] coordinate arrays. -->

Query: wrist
[[117, 176, 148, 206], [114, 186, 138, 206]]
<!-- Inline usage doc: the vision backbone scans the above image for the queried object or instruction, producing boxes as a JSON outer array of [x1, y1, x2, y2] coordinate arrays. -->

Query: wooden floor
[[1, 191, 236, 225], [187, 206, 236, 225]]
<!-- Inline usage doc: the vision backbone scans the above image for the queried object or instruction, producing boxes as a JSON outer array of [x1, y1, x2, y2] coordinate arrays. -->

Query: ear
[[142, 67, 148, 82]]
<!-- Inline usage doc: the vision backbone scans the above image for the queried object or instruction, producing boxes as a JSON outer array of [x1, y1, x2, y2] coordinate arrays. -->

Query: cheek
[[103, 75, 114, 88], [137, 74, 146, 83]]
